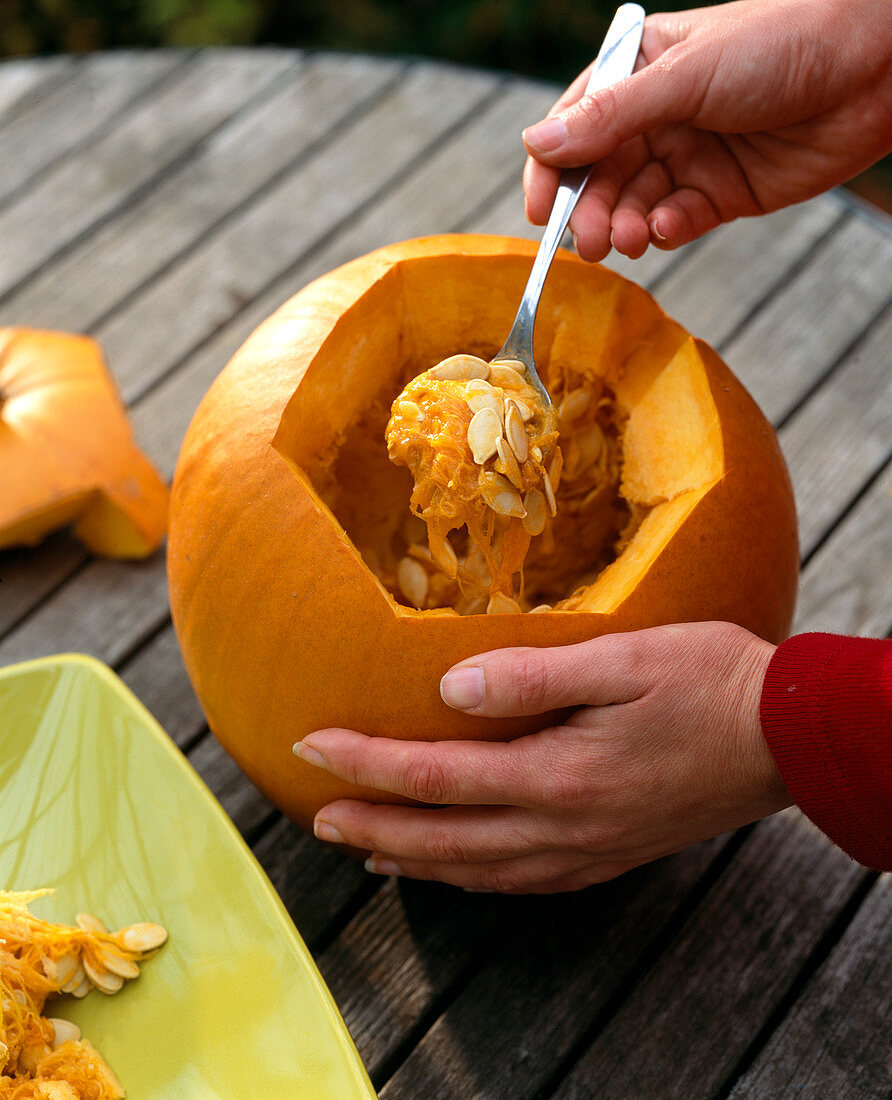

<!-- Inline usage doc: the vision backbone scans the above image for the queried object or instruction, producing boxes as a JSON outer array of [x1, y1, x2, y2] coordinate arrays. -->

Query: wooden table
[[1, 49, 890, 1099]]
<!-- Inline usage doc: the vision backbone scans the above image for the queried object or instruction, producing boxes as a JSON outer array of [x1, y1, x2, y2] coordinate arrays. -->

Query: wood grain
[[0, 51, 889, 1100]]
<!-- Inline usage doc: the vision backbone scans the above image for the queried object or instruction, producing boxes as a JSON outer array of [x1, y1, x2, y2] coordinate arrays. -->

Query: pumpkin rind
[[167, 235, 798, 833], [0, 328, 168, 558]]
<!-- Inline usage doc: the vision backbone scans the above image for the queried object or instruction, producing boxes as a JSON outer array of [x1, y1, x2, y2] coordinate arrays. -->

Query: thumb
[[439, 634, 649, 718], [522, 59, 701, 167]]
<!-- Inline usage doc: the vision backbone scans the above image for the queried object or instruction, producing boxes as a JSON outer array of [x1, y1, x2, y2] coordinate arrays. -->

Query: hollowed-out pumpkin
[[167, 235, 798, 833]]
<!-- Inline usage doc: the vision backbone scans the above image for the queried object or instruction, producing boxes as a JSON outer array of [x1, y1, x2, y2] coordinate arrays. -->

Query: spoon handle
[[495, 4, 645, 398]]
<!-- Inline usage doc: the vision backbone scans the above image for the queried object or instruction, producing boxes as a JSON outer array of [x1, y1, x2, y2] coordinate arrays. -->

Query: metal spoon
[[491, 3, 646, 406]]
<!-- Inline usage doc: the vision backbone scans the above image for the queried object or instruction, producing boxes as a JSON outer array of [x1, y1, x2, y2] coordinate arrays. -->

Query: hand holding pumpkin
[[522, 0, 892, 260], [296, 621, 792, 894]]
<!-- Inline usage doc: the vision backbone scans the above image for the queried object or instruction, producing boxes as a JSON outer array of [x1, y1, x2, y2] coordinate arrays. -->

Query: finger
[[313, 800, 572, 863], [522, 56, 706, 169], [366, 846, 596, 894], [649, 187, 723, 249], [522, 155, 560, 226], [439, 632, 650, 717], [570, 139, 650, 259], [295, 727, 557, 807], [566, 159, 627, 262], [610, 158, 674, 258]]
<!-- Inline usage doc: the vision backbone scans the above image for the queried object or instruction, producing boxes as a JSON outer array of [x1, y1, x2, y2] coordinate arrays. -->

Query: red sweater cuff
[[760, 632, 892, 871]]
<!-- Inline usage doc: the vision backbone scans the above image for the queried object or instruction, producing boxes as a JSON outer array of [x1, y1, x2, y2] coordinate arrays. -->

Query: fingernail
[[314, 820, 344, 844], [440, 665, 485, 710], [365, 857, 402, 877], [522, 116, 567, 153], [292, 741, 327, 768], [650, 216, 667, 241]]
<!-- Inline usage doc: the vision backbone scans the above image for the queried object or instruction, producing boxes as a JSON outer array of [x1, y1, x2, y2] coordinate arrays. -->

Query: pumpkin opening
[[272, 253, 724, 618]]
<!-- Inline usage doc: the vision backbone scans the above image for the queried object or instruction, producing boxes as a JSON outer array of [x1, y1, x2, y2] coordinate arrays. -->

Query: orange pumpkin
[[167, 235, 798, 834], [0, 328, 168, 558]]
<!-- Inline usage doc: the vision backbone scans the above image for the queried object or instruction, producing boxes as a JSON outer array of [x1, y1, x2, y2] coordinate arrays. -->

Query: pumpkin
[[0, 328, 168, 558], [167, 235, 798, 834]]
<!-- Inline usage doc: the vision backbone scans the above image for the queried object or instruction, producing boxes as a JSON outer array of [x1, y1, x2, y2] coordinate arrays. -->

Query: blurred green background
[[1, 0, 889, 211]]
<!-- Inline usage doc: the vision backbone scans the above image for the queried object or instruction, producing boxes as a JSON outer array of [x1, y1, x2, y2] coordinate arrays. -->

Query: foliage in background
[[0, 0, 699, 83], [1, 0, 889, 211]]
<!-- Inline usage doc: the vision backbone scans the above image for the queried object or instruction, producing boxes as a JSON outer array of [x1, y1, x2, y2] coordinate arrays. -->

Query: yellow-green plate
[[0, 654, 376, 1099]]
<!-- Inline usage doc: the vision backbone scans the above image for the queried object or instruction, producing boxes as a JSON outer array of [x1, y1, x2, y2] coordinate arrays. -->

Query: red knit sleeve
[[760, 633, 892, 871]]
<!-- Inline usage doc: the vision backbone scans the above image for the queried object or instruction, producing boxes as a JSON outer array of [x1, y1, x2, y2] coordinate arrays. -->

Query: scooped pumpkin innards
[[322, 349, 644, 618]]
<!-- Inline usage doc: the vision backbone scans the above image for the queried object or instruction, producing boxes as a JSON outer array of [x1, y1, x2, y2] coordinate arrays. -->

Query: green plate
[[0, 654, 376, 1099]]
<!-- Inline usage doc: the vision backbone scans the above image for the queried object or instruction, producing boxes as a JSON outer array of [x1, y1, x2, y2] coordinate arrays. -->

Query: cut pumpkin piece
[[0, 328, 168, 557]]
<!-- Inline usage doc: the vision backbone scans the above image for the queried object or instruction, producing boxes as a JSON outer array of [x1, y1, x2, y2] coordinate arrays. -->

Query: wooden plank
[[102, 76, 557, 476], [318, 875, 512, 1083], [779, 304, 892, 560], [2, 52, 401, 333], [117, 623, 206, 747], [0, 49, 298, 300], [0, 55, 75, 121], [0, 52, 186, 206], [0, 553, 167, 666], [720, 213, 892, 424], [653, 196, 844, 348], [548, 813, 864, 1100], [728, 874, 892, 1099], [92, 64, 519, 404], [793, 459, 892, 637], [374, 836, 729, 1099], [0, 533, 85, 637]]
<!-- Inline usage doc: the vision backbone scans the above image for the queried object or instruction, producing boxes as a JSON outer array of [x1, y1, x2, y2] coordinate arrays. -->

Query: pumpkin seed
[[467, 407, 503, 465], [512, 398, 534, 422], [48, 1018, 81, 1049], [463, 552, 491, 586], [466, 391, 504, 419], [558, 387, 591, 423], [464, 378, 494, 395], [397, 556, 429, 608], [479, 470, 514, 493], [117, 922, 168, 953], [47, 952, 79, 988], [428, 354, 490, 381], [84, 955, 124, 994], [76, 912, 107, 934], [487, 592, 522, 615], [70, 976, 92, 999], [504, 401, 529, 463], [430, 534, 458, 579], [396, 399, 423, 422], [491, 358, 524, 373], [495, 438, 524, 490], [529, 603, 552, 613], [490, 490, 525, 518], [548, 450, 563, 492], [488, 365, 526, 389], [543, 471, 557, 517], [60, 960, 86, 994], [522, 489, 547, 535], [97, 944, 140, 980], [575, 424, 604, 469]]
